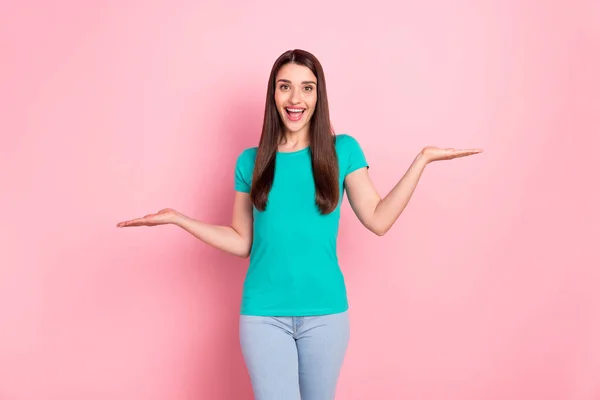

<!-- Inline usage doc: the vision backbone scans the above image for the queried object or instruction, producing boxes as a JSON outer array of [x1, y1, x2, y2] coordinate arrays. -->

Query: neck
[[279, 128, 310, 150]]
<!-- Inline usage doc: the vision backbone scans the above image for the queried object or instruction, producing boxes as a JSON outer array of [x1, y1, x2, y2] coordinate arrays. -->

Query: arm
[[345, 146, 483, 236], [116, 191, 254, 258], [173, 191, 254, 257], [345, 153, 427, 236]]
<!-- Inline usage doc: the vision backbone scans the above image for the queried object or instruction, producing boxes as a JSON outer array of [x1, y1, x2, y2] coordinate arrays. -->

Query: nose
[[290, 87, 301, 104]]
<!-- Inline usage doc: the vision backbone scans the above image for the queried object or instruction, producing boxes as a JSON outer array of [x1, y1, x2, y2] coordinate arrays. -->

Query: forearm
[[172, 213, 251, 258], [372, 153, 428, 235]]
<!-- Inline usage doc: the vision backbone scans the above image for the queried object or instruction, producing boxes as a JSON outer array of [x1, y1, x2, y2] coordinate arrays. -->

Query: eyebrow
[[277, 79, 317, 85]]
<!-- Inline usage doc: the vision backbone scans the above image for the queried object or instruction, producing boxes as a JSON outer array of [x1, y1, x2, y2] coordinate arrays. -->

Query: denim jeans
[[239, 310, 350, 400]]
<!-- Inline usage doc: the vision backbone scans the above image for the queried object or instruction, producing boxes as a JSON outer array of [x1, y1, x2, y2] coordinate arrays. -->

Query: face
[[274, 63, 318, 136]]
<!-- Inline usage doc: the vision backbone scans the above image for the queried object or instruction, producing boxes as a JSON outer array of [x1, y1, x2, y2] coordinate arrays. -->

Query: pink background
[[1, 0, 599, 399]]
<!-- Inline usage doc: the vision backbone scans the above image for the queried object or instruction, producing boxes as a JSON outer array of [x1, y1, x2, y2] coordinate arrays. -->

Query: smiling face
[[274, 62, 318, 136]]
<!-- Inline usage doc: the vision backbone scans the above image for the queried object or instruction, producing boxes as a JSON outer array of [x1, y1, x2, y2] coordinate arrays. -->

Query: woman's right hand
[[116, 192, 253, 258], [116, 208, 180, 227]]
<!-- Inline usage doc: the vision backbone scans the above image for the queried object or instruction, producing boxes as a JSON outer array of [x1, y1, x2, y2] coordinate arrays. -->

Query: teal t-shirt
[[234, 134, 368, 316]]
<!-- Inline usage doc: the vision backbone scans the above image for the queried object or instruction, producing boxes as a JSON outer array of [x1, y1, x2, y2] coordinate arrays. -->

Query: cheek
[[273, 93, 282, 108], [274, 91, 289, 107], [305, 104, 317, 120]]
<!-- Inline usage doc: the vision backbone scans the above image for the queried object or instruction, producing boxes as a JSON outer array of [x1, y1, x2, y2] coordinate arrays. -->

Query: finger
[[450, 153, 475, 159], [116, 220, 133, 227], [117, 218, 137, 227], [453, 149, 483, 157], [117, 218, 147, 227]]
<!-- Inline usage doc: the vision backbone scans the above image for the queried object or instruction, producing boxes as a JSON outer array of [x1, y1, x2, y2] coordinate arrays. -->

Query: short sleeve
[[343, 135, 369, 176], [234, 149, 254, 193]]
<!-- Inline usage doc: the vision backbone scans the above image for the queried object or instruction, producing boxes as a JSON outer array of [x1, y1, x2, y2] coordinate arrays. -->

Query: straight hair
[[250, 49, 339, 214]]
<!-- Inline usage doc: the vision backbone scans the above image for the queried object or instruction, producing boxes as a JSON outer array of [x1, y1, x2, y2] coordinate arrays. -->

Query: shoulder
[[235, 146, 258, 173], [334, 133, 362, 154], [239, 146, 258, 158], [236, 147, 258, 163]]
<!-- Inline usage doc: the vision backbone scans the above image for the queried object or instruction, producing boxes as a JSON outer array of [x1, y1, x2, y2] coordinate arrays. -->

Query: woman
[[117, 49, 482, 399]]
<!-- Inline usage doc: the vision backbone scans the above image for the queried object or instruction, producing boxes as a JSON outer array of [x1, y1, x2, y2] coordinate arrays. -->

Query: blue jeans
[[239, 310, 350, 400]]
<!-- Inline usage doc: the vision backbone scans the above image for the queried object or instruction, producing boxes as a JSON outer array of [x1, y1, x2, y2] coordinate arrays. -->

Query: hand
[[116, 208, 179, 227], [420, 146, 483, 164]]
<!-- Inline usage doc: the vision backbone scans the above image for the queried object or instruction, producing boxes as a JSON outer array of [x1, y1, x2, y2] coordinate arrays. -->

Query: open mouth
[[285, 107, 305, 122]]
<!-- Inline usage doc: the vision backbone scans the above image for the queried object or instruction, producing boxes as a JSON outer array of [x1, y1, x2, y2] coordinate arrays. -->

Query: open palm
[[421, 146, 483, 163], [116, 208, 177, 227]]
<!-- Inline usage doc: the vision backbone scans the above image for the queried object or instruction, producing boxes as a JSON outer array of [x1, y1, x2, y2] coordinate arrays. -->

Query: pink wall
[[1, 1, 599, 399]]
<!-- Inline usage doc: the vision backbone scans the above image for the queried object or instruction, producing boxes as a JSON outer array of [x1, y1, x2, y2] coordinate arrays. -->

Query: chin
[[284, 123, 309, 134]]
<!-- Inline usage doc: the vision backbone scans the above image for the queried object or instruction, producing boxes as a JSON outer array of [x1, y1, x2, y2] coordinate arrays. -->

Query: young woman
[[117, 49, 482, 399]]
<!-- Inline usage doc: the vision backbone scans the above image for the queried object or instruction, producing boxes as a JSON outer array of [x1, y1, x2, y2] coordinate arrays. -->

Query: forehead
[[276, 63, 317, 83]]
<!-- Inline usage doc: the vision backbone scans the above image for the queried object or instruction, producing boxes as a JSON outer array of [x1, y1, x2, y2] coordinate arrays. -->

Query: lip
[[284, 106, 306, 122]]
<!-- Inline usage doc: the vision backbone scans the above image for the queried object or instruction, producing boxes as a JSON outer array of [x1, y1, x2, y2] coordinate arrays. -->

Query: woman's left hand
[[420, 146, 484, 164]]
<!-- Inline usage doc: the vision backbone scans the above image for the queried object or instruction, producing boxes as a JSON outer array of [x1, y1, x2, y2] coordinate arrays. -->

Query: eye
[[279, 84, 290, 90], [304, 86, 314, 92]]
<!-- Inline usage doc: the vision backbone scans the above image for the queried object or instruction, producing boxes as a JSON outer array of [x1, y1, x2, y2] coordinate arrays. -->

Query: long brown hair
[[250, 49, 339, 214]]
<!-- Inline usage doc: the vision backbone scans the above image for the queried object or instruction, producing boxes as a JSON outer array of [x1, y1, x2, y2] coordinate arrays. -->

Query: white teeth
[[286, 108, 304, 112]]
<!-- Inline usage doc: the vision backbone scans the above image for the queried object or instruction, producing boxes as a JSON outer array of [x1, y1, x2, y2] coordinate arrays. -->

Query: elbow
[[370, 223, 389, 237], [232, 236, 252, 258], [368, 213, 397, 236], [236, 249, 251, 258], [373, 228, 387, 237], [367, 212, 389, 236], [237, 243, 252, 258]]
